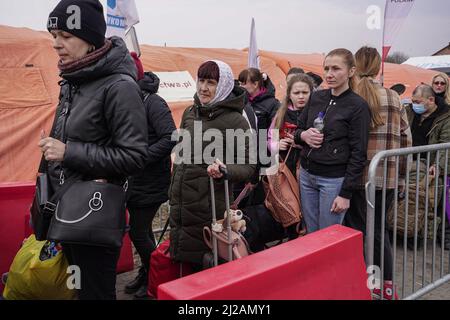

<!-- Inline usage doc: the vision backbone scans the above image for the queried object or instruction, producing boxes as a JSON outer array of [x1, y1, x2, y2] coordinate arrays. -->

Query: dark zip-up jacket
[[46, 37, 148, 191], [249, 77, 280, 130], [294, 88, 370, 199], [127, 72, 177, 207]]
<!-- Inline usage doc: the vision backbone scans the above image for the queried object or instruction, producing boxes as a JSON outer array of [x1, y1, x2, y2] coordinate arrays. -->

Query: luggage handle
[[209, 164, 233, 266]]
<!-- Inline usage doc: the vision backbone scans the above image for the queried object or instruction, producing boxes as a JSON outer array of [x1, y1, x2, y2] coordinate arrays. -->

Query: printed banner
[[154, 71, 196, 102], [106, 0, 139, 39], [382, 0, 415, 60]]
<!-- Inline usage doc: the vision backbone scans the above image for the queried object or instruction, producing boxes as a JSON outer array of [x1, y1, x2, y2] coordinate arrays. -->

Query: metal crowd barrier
[[366, 142, 450, 300]]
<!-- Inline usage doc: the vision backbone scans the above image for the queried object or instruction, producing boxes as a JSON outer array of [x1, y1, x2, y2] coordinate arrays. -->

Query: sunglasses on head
[[434, 81, 446, 86]]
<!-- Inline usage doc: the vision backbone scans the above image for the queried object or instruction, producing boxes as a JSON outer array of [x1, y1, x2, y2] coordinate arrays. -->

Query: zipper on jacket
[[427, 113, 450, 138], [322, 98, 336, 122], [306, 98, 336, 160], [59, 84, 76, 185], [61, 84, 75, 143], [194, 105, 200, 120]]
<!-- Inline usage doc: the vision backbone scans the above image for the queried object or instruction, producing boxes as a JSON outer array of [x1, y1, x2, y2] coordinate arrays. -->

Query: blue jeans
[[300, 168, 346, 233]]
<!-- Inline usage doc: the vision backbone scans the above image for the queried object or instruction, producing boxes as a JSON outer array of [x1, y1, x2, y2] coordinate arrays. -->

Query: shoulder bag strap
[[157, 218, 171, 247]]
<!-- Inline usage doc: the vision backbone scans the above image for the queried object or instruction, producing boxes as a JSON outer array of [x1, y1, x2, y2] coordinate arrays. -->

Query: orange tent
[[258, 49, 439, 97], [0, 26, 60, 183], [0, 25, 441, 182], [139, 44, 286, 127]]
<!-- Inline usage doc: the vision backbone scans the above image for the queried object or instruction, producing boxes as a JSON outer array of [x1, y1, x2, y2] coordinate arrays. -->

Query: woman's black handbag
[[30, 172, 53, 241], [47, 180, 128, 248]]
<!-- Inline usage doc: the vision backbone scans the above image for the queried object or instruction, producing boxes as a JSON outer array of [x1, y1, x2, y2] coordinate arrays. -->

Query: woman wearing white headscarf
[[169, 60, 256, 268]]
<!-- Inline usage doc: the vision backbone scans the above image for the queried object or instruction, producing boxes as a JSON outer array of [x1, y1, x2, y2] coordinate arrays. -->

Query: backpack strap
[[156, 218, 170, 247]]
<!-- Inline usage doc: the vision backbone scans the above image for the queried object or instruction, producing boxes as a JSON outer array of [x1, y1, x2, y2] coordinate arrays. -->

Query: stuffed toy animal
[[212, 210, 247, 233], [224, 209, 247, 233]]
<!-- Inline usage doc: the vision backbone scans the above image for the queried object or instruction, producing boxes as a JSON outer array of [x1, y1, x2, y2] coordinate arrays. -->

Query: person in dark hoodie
[[169, 60, 256, 268], [238, 68, 280, 131], [292, 48, 370, 233], [232, 79, 258, 207], [40, 0, 148, 300], [124, 53, 176, 298]]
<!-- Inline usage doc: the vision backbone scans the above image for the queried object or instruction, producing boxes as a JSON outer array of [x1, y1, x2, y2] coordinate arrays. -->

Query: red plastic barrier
[[158, 225, 371, 300], [0, 182, 134, 294]]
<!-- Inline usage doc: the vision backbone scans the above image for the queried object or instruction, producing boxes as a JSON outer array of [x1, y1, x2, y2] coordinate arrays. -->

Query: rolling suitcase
[[203, 167, 251, 267]]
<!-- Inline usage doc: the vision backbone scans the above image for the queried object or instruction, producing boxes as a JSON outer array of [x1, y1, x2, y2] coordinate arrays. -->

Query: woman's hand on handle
[[207, 158, 226, 179]]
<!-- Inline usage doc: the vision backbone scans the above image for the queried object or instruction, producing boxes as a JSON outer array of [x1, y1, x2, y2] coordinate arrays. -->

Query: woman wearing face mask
[[169, 60, 256, 269], [293, 48, 370, 233], [40, 0, 148, 300], [431, 72, 450, 105], [344, 46, 412, 300], [268, 74, 314, 175]]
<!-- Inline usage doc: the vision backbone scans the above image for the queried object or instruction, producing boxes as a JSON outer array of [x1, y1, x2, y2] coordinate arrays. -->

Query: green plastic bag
[[3, 235, 76, 300]]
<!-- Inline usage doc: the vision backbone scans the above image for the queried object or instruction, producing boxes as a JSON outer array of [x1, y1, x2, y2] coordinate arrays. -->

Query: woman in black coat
[[125, 58, 176, 298], [41, 0, 148, 300]]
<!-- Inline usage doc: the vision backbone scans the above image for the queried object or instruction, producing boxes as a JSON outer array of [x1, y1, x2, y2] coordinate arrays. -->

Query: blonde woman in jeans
[[293, 49, 370, 233]]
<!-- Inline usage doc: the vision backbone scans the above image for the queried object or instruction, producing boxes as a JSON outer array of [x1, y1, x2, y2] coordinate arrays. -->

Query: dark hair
[[413, 84, 436, 100], [197, 61, 220, 82], [238, 68, 264, 89], [287, 67, 305, 76], [306, 72, 323, 87]]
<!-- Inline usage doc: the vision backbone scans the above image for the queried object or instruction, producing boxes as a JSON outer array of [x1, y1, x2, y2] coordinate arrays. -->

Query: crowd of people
[[22, 0, 450, 300]]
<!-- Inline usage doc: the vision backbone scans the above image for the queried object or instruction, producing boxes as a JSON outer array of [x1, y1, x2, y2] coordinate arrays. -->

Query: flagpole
[[248, 17, 259, 69], [381, 0, 388, 87]]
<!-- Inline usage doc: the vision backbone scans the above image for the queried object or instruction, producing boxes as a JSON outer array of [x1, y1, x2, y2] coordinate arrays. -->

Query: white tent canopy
[[403, 55, 450, 71]]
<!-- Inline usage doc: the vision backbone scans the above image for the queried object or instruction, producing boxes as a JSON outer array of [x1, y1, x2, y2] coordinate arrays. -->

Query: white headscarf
[[201, 60, 234, 107]]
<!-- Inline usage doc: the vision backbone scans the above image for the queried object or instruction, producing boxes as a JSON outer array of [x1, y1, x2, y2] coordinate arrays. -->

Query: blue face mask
[[412, 103, 426, 115]]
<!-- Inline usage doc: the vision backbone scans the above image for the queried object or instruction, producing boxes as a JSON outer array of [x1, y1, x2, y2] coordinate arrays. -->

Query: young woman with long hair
[[345, 46, 412, 300], [293, 48, 370, 233]]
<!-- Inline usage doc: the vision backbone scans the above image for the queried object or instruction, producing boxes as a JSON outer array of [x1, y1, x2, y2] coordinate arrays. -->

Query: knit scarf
[[58, 39, 112, 74]]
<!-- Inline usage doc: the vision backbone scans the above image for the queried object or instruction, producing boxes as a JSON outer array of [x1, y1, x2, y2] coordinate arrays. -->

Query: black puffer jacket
[[127, 72, 177, 207], [169, 86, 256, 265], [46, 37, 148, 191], [249, 77, 280, 130]]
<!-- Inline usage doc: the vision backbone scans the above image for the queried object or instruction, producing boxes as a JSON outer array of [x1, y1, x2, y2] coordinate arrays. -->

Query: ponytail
[[355, 46, 384, 128]]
